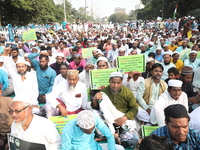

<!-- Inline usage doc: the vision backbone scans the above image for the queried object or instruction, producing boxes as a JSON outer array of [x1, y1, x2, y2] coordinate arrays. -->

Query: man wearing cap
[[45, 70, 92, 117], [96, 57, 110, 69], [151, 104, 200, 149], [90, 49, 99, 64], [62, 110, 124, 150], [0, 84, 13, 148], [120, 38, 129, 52], [184, 51, 200, 69], [180, 66, 200, 111], [50, 53, 65, 75], [171, 52, 184, 72], [163, 44, 173, 55], [117, 48, 126, 57], [107, 43, 119, 63], [160, 53, 176, 80], [10, 97, 61, 150], [92, 72, 138, 148], [154, 47, 163, 62], [137, 63, 167, 124], [3, 47, 39, 106], [28, 51, 56, 103], [150, 80, 188, 126], [168, 40, 178, 52], [142, 58, 155, 79], [79, 61, 95, 89]]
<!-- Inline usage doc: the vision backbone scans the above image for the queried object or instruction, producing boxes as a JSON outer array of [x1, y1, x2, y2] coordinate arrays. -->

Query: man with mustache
[[151, 104, 200, 149], [44, 70, 92, 117], [137, 63, 167, 125], [28, 51, 56, 103], [184, 51, 200, 69]]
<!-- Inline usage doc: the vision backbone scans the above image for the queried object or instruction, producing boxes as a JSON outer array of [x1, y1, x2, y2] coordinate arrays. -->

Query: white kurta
[[47, 80, 91, 111], [123, 74, 144, 98], [4, 56, 38, 105], [53, 74, 66, 90], [150, 91, 188, 126], [189, 106, 200, 131], [11, 115, 61, 150]]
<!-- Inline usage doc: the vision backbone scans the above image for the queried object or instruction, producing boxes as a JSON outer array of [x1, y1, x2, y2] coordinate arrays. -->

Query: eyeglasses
[[9, 105, 30, 115]]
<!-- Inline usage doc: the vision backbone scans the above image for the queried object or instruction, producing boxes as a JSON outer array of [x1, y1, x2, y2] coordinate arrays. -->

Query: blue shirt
[[28, 53, 56, 94], [154, 52, 163, 62], [61, 114, 116, 150], [151, 126, 200, 150], [0, 69, 8, 91]]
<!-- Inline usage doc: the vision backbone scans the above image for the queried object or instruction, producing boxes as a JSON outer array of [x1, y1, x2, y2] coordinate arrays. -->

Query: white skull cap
[[76, 110, 95, 129]]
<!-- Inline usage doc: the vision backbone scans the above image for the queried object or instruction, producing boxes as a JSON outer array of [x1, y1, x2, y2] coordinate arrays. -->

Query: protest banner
[[89, 69, 118, 90], [197, 51, 200, 59], [116, 55, 146, 74], [82, 47, 96, 58], [8, 134, 46, 150], [49, 114, 77, 135], [141, 125, 159, 138], [22, 29, 37, 43]]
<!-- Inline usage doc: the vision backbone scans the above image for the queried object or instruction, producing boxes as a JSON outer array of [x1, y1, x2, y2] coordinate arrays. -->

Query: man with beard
[[142, 58, 155, 79], [160, 53, 176, 80], [107, 43, 119, 63], [90, 49, 99, 64], [3, 47, 39, 108], [44, 70, 92, 117], [50, 53, 65, 75], [28, 51, 56, 103], [79, 61, 95, 89], [137, 63, 167, 124], [180, 66, 200, 111], [170, 52, 184, 72], [184, 51, 200, 69]]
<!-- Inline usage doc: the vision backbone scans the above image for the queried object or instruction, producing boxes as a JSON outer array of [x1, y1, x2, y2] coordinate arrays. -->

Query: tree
[[128, 10, 137, 21], [108, 13, 128, 23]]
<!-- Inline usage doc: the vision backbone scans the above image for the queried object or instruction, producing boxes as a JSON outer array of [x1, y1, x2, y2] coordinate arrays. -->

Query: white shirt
[[46, 80, 92, 111], [160, 62, 176, 80], [150, 91, 188, 126], [11, 115, 61, 150], [53, 74, 66, 90], [189, 106, 200, 131], [48, 54, 56, 65], [4, 56, 38, 105], [107, 49, 119, 62], [123, 74, 144, 98], [79, 70, 90, 89]]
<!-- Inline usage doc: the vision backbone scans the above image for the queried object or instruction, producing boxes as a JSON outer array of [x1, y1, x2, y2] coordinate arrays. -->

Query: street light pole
[[63, 0, 67, 21]]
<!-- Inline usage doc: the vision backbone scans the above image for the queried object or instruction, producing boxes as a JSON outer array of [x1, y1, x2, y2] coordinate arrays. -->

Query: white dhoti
[[136, 107, 150, 123], [99, 92, 136, 134]]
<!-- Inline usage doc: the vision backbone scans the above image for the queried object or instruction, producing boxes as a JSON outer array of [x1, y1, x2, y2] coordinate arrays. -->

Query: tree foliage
[[137, 0, 200, 20], [0, 0, 96, 26], [108, 13, 128, 23]]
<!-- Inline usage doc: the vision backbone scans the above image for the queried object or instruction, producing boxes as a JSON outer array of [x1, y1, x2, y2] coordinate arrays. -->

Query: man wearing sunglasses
[[10, 96, 61, 150]]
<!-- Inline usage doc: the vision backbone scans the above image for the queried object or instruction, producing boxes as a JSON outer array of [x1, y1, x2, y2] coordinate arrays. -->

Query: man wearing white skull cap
[[61, 110, 124, 150], [150, 79, 188, 126]]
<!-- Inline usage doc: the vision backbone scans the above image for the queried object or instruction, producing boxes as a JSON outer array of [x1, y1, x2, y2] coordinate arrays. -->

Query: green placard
[[197, 51, 200, 59], [117, 55, 146, 74], [49, 115, 77, 135], [82, 47, 96, 58], [142, 125, 159, 138], [89, 69, 118, 90], [22, 29, 37, 43]]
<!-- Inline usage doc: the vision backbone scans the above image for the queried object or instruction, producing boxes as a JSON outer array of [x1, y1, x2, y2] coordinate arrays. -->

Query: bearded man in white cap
[[10, 97, 61, 150], [150, 79, 188, 126], [92, 72, 139, 148], [44, 70, 92, 117], [184, 50, 200, 69], [3, 47, 39, 109], [79, 61, 95, 89], [50, 53, 65, 75], [62, 110, 124, 150]]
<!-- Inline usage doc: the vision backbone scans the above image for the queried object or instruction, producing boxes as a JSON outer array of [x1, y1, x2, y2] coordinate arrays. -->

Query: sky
[[69, 0, 142, 18]]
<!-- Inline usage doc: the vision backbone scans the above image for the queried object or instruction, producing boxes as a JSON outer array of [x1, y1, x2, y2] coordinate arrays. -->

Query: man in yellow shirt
[[171, 52, 184, 72], [168, 40, 178, 52]]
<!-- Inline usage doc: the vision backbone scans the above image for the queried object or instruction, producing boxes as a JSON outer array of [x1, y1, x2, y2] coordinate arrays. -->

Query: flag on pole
[[172, 4, 178, 19]]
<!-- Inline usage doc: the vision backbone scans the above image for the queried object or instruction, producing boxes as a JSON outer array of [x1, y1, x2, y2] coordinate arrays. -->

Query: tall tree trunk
[[0, 13, 2, 26]]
